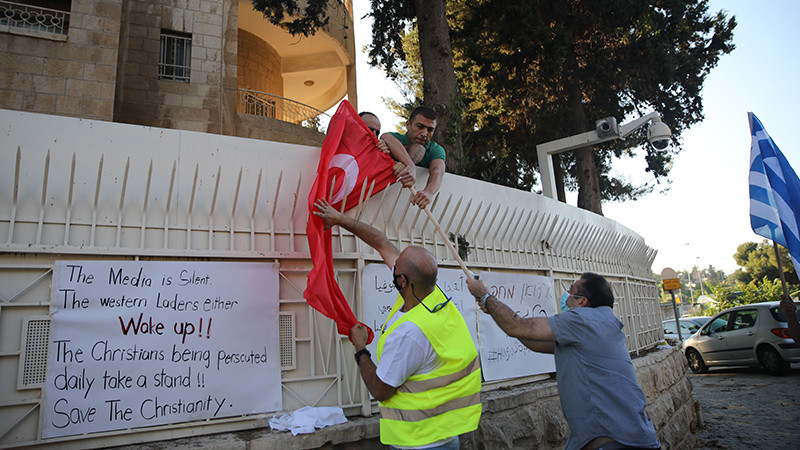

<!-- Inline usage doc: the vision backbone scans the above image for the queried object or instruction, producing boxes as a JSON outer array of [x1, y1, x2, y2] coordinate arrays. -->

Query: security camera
[[647, 120, 671, 150], [595, 117, 618, 138]]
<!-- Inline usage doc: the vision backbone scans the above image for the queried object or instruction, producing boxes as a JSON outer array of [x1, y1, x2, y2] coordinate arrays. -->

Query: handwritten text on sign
[[361, 264, 556, 382], [476, 271, 556, 381], [43, 261, 282, 438]]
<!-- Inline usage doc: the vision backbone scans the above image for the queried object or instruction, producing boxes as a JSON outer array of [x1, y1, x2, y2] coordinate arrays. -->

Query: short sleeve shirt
[[375, 310, 440, 388], [388, 132, 446, 168], [548, 307, 660, 450]]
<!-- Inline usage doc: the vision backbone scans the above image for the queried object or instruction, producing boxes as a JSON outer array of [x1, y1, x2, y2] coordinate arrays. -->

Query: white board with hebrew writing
[[43, 261, 282, 438], [476, 271, 556, 381], [361, 264, 479, 358]]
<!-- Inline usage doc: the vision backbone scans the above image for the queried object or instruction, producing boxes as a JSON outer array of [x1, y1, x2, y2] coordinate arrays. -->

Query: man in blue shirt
[[381, 106, 446, 209], [467, 272, 660, 450]]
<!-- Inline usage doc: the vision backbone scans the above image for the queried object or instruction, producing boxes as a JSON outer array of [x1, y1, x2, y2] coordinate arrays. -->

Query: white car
[[662, 316, 710, 341]]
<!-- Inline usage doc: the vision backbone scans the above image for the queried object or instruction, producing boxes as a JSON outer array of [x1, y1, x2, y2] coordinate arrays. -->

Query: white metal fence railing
[[0, 109, 660, 448]]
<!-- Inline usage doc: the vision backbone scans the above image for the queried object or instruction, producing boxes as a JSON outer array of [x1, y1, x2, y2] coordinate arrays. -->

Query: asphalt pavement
[[689, 363, 800, 449]]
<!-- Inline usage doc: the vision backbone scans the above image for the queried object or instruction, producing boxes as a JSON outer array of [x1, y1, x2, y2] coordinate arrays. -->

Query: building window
[[159, 30, 191, 82], [0, 0, 71, 38]]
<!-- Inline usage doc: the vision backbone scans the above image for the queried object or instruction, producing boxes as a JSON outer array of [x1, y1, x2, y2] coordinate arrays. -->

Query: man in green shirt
[[381, 106, 445, 209]]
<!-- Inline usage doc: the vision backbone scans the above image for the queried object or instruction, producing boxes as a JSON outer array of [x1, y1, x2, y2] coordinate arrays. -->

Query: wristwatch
[[354, 348, 371, 365], [479, 292, 491, 308]]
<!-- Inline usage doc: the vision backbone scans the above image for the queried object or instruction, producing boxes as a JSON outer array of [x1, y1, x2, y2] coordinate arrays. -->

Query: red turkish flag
[[304, 100, 397, 343]]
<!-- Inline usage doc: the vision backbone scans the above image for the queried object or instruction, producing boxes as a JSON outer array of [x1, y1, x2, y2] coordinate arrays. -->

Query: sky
[[346, 0, 800, 276]]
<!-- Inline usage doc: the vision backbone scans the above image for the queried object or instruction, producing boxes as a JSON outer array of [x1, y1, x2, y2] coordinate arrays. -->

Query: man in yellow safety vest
[[313, 198, 481, 449]]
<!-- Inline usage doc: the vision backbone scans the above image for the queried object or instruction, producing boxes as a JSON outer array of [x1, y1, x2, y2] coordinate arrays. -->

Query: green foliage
[[732, 239, 798, 284], [382, 27, 424, 130], [250, 0, 330, 36], [654, 265, 727, 304], [365, 0, 416, 80], [447, 0, 736, 200], [705, 277, 798, 316], [302, 116, 324, 133]]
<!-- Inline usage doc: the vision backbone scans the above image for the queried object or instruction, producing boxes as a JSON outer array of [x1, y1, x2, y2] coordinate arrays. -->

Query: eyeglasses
[[567, 293, 588, 305], [414, 284, 451, 313]]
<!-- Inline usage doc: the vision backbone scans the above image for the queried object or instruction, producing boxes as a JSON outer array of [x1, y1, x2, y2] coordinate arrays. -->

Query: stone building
[[0, 0, 355, 145]]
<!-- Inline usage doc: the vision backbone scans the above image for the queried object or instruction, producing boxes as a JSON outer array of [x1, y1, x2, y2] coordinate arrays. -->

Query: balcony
[[238, 0, 355, 115], [0, 0, 70, 40], [238, 88, 329, 126]]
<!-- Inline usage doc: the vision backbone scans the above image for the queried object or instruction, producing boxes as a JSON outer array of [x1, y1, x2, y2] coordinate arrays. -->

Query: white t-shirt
[[375, 310, 441, 388], [375, 310, 451, 449]]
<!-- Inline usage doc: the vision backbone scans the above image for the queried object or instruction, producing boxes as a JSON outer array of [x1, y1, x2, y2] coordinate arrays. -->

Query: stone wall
[[236, 112, 325, 147], [0, 0, 122, 120], [113, 0, 238, 135], [116, 346, 698, 450], [237, 29, 282, 95]]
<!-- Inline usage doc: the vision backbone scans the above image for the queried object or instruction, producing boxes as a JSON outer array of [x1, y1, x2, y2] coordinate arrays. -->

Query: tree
[[706, 277, 798, 316], [448, 0, 736, 214], [655, 266, 727, 305], [251, 0, 330, 36], [732, 239, 798, 285], [368, 0, 465, 173], [251, 1, 466, 173], [382, 28, 424, 129]]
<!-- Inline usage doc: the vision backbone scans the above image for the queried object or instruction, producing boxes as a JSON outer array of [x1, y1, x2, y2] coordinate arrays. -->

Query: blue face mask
[[560, 291, 570, 312]]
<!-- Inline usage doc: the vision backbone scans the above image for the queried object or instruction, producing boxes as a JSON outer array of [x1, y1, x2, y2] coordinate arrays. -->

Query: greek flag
[[748, 112, 800, 275]]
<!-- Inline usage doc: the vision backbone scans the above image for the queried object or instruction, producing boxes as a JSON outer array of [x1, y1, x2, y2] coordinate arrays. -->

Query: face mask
[[560, 291, 570, 312], [392, 266, 403, 291]]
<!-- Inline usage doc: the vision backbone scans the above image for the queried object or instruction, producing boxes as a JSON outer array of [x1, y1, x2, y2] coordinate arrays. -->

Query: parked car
[[662, 316, 711, 341], [682, 301, 800, 375]]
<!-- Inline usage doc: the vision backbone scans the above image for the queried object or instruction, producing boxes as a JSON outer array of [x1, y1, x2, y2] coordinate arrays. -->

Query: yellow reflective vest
[[376, 288, 482, 447]]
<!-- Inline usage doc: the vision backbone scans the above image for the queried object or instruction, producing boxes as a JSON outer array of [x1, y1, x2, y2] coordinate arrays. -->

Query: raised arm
[[467, 278, 557, 351], [313, 198, 400, 268], [380, 133, 416, 188], [412, 158, 444, 209]]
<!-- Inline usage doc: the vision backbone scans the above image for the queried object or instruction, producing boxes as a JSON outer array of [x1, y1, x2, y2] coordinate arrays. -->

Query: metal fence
[[0, 109, 660, 448], [238, 89, 329, 125]]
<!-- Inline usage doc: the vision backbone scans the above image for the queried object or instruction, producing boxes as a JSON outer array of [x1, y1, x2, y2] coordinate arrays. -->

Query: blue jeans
[[390, 436, 459, 450]]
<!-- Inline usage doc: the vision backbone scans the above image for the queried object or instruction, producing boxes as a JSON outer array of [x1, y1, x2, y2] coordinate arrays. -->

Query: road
[[689, 363, 800, 449]]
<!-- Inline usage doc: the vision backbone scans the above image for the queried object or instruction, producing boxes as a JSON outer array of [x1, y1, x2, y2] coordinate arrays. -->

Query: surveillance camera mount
[[536, 111, 672, 199]]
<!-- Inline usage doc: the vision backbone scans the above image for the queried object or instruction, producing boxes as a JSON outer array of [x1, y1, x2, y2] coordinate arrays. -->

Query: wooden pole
[[409, 187, 474, 280], [773, 241, 789, 296]]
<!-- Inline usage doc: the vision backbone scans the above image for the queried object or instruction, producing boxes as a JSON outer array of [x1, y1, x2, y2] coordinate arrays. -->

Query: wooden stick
[[409, 187, 474, 280], [773, 240, 789, 296]]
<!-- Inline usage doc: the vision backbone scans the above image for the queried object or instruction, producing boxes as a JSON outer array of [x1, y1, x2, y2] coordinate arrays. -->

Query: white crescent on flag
[[328, 153, 359, 204]]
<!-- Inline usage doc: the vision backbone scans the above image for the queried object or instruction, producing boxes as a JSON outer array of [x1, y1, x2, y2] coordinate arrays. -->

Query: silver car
[[683, 301, 800, 375], [662, 316, 710, 341]]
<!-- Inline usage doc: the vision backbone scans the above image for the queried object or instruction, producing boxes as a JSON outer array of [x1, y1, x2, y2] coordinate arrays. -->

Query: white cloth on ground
[[268, 406, 347, 436]]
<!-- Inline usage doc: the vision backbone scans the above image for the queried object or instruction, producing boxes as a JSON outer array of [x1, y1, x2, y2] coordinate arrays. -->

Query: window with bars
[[158, 30, 191, 82]]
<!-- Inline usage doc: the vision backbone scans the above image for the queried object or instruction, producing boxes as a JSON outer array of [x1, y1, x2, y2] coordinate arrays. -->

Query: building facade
[[0, 0, 355, 144]]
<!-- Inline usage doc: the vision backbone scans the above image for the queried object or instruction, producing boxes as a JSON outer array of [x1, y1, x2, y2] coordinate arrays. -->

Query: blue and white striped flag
[[748, 112, 800, 275]]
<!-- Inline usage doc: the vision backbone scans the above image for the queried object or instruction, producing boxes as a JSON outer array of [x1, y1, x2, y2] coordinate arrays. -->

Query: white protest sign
[[43, 261, 282, 438], [476, 271, 556, 381], [361, 264, 479, 358]]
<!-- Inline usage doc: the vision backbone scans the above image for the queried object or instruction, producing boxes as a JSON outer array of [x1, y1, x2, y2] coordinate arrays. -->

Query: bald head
[[396, 246, 437, 291], [359, 112, 381, 138]]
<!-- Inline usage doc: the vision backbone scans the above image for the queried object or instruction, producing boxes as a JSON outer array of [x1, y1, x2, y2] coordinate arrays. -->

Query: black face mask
[[392, 266, 404, 291]]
